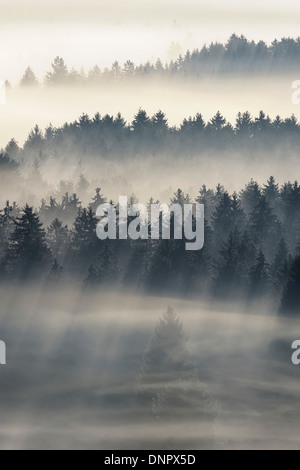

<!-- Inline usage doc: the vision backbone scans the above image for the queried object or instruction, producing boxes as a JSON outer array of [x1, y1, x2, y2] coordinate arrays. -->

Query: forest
[[6, 34, 300, 89], [2, 1, 300, 450]]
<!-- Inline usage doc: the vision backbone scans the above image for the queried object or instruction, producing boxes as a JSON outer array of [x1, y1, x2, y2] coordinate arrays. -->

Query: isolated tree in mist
[[20, 67, 39, 87], [5, 205, 50, 277], [211, 192, 233, 243], [248, 250, 270, 298]]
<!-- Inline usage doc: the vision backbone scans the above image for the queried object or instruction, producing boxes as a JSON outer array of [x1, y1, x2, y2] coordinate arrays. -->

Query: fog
[[0, 287, 298, 450]]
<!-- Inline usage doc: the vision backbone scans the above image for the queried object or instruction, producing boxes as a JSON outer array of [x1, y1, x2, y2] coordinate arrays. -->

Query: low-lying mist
[[0, 286, 298, 450]]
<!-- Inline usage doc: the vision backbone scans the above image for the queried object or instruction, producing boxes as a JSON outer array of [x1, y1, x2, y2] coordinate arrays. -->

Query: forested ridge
[[2, 109, 300, 162], [0, 178, 299, 314], [8, 34, 300, 89]]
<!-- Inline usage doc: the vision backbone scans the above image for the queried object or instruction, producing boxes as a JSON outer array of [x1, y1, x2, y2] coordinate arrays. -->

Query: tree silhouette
[[248, 250, 270, 298], [138, 307, 216, 449], [139, 308, 196, 395], [5, 205, 51, 278]]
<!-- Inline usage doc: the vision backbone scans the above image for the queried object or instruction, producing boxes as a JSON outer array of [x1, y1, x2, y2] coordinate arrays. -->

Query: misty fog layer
[[0, 288, 298, 450], [1, 76, 299, 146]]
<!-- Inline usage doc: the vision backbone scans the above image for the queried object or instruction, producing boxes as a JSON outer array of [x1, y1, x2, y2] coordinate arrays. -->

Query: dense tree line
[[0, 179, 299, 314], [11, 35, 300, 89], [3, 110, 300, 163]]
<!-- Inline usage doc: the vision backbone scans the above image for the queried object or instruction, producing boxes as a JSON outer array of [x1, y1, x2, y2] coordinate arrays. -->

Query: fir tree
[[5, 205, 51, 278]]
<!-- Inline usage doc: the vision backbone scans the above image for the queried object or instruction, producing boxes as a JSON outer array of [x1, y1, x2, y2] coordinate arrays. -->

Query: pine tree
[[45, 57, 68, 85], [170, 188, 191, 206], [240, 179, 261, 214], [139, 308, 197, 396], [89, 187, 107, 213], [20, 67, 39, 87], [72, 207, 98, 253], [137, 308, 217, 448]]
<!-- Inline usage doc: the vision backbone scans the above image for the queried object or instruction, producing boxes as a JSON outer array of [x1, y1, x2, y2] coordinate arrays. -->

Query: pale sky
[[1, 0, 300, 82]]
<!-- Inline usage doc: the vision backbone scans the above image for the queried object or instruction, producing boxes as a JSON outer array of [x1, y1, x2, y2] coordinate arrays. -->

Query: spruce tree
[[248, 250, 270, 297], [5, 205, 51, 278]]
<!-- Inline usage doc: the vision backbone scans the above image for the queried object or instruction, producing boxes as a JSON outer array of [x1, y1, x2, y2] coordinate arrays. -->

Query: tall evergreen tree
[[280, 254, 300, 315], [248, 250, 270, 297], [5, 205, 51, 278]]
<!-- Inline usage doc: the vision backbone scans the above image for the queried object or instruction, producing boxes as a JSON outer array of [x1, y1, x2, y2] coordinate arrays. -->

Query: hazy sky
[[1, 0, 300, 81]]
